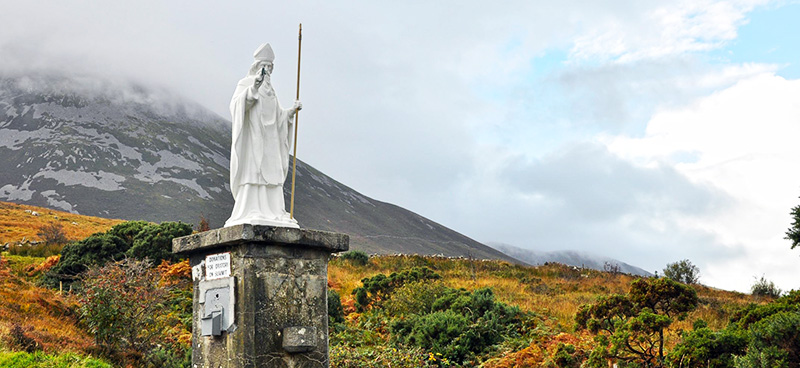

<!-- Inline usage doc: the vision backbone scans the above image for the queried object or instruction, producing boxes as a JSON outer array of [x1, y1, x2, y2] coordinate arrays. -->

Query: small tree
[[751, 276, 781, 299], [786, 199, 800, 249], [37, 222, 68, 245], [663, 259, 700, 284], [576, 277, 699, 366], [196, 214, 210, 232]]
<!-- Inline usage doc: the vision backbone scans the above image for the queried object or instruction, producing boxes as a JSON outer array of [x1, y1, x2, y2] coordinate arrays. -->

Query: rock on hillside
[[0, 72, 518, 263]]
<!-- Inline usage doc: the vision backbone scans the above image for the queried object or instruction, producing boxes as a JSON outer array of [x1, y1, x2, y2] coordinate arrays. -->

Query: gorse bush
[[667, 320, 748, 368], [391, 287, 530, 365], [735, 311, 800, 368], [352, 266, 441, 311], [126, 221, 192, 264], [42, 221, 191, 288], [346, 266, 535, 366], [340, 250, 370, 266], [328, 289, 345, 325]]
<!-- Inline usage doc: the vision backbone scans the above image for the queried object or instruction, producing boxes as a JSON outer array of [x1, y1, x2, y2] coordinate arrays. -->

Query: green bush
[[391, 287, 529, 365], [352, 267, 441, 310], [340, 250, 370, 266], [735, 311, 800, 368], [43, 233, 129, 287], [384, 281, 450, 316], [126, 221, 192, 264], [663, 259, 700, 284], [0, 350, 112, 368], [751, 276, 781, 299], [667, 321, 748, 368], [42, 221, 191, 288], [328, 289, 345, 324]]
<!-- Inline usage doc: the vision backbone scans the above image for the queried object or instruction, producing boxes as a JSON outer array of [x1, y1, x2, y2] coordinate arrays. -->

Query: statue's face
[[259, 62, 274, 75]]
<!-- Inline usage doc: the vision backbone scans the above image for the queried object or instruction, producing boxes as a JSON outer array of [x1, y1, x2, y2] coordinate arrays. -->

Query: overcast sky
[[3, 0, 800, 292]]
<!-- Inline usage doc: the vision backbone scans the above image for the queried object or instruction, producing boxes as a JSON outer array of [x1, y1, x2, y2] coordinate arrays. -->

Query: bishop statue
[[225, 43, 302, 228]]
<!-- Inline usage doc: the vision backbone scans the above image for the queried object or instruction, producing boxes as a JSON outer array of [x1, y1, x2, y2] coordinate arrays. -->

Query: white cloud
[[606, 73, 800, 291], [569, 0, 770, 63]]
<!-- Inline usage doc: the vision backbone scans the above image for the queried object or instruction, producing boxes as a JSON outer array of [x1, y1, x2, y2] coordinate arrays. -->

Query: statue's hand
[[254, 75, 264, 90], [293, 100, 303, 112]]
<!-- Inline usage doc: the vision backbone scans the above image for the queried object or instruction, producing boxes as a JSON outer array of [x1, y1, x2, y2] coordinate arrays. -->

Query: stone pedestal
[[173, 224, 349, 368]]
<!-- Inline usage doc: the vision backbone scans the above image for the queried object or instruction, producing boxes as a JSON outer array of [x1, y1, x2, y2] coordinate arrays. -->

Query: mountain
[[0, 72, 518, 263], [488, 242, 653, 276]]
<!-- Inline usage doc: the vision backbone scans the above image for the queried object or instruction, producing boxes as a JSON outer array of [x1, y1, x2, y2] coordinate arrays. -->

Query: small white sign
[[205, 252, 231, 280]]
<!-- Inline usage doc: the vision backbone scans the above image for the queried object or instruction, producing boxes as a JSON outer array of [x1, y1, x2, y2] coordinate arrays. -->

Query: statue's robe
[[225, 75, 297, 228]]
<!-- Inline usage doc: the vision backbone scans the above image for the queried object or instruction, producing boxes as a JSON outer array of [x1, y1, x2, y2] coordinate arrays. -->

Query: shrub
[[352, 267, 441, 310], [37, 222, 68, 246], [391, 287, 529, 365], [340, 250, 370, 266], [5, 324, 40, 353], [77, 258, 185, 367], [576, 277, 699, 366], [735, 311, 800, 368], [667, 321, 748, 368], [196, 214, 211, 232], [126, 222, 192, 265], [663, 259, 700, 284], [328, 289, 345, 324], [43, 221, 191, 288], [751, 276, 781, 299], [43, 233, 129, 287]]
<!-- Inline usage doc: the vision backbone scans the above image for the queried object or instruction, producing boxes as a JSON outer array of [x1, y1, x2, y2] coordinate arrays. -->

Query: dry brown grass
[[0, 259, 96, 354], [0, 201, 123, 245], [329, 254, 757, 331]]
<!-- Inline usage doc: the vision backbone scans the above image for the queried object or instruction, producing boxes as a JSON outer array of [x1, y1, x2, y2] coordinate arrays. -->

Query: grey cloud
[[448, 141, 743, 272], [502, 142, 731, 220]]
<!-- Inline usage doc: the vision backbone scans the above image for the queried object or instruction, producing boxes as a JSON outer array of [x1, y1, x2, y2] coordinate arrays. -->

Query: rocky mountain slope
[[0, 72, 518, 262], [488, 242, 653, 276]]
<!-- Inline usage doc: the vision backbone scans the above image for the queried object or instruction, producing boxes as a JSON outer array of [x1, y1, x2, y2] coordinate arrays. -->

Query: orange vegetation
[[0, 259, 96, 354], [0, 201, 123, 245], [328, 255, 754, 334], [25, 255, 60, 276]]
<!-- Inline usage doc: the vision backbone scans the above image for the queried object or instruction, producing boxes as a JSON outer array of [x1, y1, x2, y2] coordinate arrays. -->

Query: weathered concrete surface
[[173, 224, 349, 255], [174, 225, 349, 368]]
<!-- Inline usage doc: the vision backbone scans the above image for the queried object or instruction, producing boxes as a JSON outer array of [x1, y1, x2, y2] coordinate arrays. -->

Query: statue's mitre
[[254, 43, 275, 62]]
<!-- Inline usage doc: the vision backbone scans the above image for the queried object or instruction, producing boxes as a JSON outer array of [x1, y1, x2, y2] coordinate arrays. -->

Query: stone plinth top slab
[[173, 224, 349, 255]]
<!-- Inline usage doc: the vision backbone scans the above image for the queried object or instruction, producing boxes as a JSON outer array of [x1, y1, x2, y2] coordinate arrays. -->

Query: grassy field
[[0, 201, 123, 245], [0, 203, 770, 367], [328, 253, 756, 366]]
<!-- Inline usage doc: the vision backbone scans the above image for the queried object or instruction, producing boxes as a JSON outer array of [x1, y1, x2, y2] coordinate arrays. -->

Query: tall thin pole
[[290, 23, 302, 219]]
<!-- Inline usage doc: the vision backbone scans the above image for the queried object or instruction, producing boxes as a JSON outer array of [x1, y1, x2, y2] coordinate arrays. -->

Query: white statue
[[225, 43, 302, 228]]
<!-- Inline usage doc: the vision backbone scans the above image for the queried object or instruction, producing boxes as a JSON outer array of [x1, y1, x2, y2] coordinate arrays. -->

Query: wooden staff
[[290, 23, 302, 219]]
